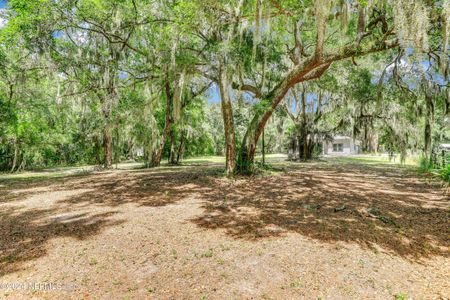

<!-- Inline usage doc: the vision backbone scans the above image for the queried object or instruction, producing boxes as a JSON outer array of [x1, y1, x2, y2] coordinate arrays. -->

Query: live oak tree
[[233, 0, 446, 173], [173, 0, 447, 173]]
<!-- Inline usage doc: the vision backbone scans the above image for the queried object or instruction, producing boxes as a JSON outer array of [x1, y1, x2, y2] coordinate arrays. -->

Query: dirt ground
[[0, 157, 449, 299]]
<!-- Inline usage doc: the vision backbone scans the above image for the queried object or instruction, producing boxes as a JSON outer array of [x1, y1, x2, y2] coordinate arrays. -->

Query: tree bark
[[168, 128, 177, 165], [103, 123, 113, 168], [100, 48, 120, 169], [149, 123, 170, 167], [149, 79, 173, 167], [218, 58, 236, 175], [261, 127, 265, 165], [424, 94, 433, 161], [10, 138, 18, 173], [301, 88, 308, 161], [176, 131, 186, 164], [100, 91, 114, 169], [362, 122, 369, 152]]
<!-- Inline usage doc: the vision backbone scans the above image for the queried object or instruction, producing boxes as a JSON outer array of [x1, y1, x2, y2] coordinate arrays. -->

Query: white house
[[134, 147, 145, 157], [439, 143, 450, 151], [323, 135, 361, 155]]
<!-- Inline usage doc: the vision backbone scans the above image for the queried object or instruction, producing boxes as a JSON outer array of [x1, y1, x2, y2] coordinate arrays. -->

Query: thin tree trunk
[[95, 137, 102, 165], [17, 155, 25, 172], [10, 138, 18, 173], [103, 122, 113, 168], [101, 93, 114, 168], [168, 129, 177, 165], [297, 135, 302, 160], [115, 128, 120, 169], [128, 140, 134, 160], [261, 127, 265, 165], [424, 121, 432, 160], [301, 88, 308, 161], [218, 58, 236, 175], [424, 93, 434, 162], [100, 51, 119, 169], [176, 131, 186, 164], [363, 123, 368, 153]]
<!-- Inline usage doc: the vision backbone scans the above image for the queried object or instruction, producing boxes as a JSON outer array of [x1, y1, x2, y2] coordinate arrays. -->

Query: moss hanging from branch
[[339, 0, 349, 33], [393, 0, 430, 51], [173, 69, 186, 121], [314, 0, 331, 57], [356, 3, 366, 43], [253, 0, 263, 60], [170, 26, 179, 71]]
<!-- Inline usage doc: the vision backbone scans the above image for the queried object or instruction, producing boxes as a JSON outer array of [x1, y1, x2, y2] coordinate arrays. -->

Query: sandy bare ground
[[0, 159, 448, 299]]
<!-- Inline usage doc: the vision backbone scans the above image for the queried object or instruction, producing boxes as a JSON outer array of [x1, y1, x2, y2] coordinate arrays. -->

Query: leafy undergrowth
[[440, 165, 450, 183]]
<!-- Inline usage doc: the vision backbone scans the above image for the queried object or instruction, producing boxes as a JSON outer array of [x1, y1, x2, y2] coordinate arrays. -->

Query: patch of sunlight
[[0, 171, 70, 181], [326, 154, 419, 168], [170, 156, 225, 165]]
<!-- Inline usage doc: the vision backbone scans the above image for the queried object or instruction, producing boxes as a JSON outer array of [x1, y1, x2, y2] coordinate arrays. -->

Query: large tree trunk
[[149, 123, 170, 168], [149, 79, 173, 167], [218, 58, 236, 175], [368, 130, 378, 153]]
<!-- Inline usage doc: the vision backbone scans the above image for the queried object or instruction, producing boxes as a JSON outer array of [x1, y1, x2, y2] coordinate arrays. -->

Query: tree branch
[[231, 82, 263, 98]]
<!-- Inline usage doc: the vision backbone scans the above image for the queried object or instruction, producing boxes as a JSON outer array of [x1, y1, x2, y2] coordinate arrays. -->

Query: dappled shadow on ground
[[192, 163, 449, 260], [0, 161, 448, 277], [50, 162, 448, 260], [0, 167, 220, 276], [0, 173, 93, 203], [56, 167, 221, 208], [0, 207, 122, 277]]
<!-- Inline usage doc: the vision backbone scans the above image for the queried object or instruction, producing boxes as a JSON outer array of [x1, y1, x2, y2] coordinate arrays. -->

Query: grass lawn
[[322, 153, 420, 166]]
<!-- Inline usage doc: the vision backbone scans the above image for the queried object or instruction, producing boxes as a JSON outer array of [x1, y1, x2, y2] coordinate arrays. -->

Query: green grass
[[327, 154, 419, 167], [440, 165, 450, 183], [169, 154, 287, 166], [0, 171, 92, 188], [170, 156, 225, 165], [0, 154, 433, 185]]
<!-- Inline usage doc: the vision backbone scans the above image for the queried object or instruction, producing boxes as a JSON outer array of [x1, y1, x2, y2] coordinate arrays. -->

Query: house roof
[[333, 135, 359, 141], [329, 135, 361, 145]]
